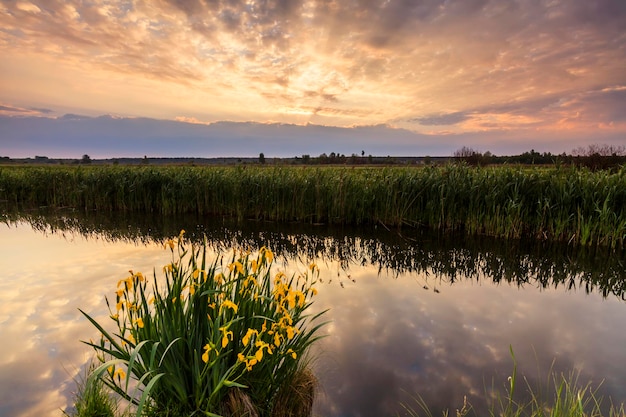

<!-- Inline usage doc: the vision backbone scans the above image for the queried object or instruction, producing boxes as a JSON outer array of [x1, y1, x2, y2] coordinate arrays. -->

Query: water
[[1, 212, 625, 416]]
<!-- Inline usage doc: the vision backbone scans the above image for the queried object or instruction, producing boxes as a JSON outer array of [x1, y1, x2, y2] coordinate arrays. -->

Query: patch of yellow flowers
[[107, 233, 319, 377], [197, 246, 319, 373]]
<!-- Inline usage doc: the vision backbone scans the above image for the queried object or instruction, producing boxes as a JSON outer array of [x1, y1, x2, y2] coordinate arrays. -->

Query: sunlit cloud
[[0, 103, 53, 117], [0, 0, 624, 154]]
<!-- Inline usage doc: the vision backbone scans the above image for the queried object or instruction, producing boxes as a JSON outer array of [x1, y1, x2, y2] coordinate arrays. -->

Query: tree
[[81, 154, 92, 164], [259, 153, 265, 164], [453, 147, 483, 165]]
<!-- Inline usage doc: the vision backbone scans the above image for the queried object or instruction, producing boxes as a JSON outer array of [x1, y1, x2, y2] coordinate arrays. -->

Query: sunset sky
[[1, 0, 625, 157]]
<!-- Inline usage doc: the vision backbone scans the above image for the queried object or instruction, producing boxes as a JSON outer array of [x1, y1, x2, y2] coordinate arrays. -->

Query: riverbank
[[1, 164, 624, 248]]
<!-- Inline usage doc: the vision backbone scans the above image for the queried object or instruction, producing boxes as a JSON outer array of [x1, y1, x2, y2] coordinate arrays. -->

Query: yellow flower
[[255, 340, 273, 359], [214, 272, 225, 285], [134, 318, 144, 328], [310, 287, 318, 296], [264, 248, 274, 264], [251, 259, 259, 273], [192, 269, 200, 279], [110, 313, 119, 321], [116, 301, 124, 311], [184, 284, 197, 296], [220, 326, 233, 348], [244, 275, 258, 289], [286, 326, 298, 340], [286, 349, 297, 359], [220, 300, 239, 314], [202, 343, 213, 363], [164, 239, 175, 250], [246, 357, 258, 371], [286, 291, 296, 309], [228, 261, 244, 275], [113, 367, 126, 381], [279, 311, 293, 327], [242, 328, 258, 347], [273, 332, 282, 347], [295, 290, 306, 307], [274, 271, 286, 283]]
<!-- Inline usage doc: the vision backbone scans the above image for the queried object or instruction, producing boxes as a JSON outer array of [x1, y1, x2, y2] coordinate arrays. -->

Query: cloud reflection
[[310, 267, 626, 416], [0, 223, 172, 417], [0, 222, 625, 417]]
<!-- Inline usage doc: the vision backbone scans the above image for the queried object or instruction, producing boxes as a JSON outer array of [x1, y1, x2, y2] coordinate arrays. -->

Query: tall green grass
[[1, 164, 624, 247]]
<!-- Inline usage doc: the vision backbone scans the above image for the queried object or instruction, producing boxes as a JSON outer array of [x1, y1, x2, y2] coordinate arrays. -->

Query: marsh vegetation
[[1, 164, 625, 248]]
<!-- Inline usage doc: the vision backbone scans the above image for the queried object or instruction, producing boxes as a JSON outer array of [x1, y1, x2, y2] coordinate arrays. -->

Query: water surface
[[1, 213, 624, 416]]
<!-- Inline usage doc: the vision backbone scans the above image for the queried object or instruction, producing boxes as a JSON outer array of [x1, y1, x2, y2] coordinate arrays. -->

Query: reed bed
[[1, 164, 625, 248]]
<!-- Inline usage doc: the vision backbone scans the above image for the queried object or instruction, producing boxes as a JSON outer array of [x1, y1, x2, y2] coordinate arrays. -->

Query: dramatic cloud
[[0, 0, 624, 155]]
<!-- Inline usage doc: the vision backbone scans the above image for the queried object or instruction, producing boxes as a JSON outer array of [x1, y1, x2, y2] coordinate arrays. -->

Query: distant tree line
[[453, 144, 626, 170], [3, 143, 624, 169]]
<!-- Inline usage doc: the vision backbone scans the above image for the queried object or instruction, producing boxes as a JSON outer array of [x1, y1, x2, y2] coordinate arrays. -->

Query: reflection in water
[[7, 210, 626, 300], [1, 211, 625, 417]]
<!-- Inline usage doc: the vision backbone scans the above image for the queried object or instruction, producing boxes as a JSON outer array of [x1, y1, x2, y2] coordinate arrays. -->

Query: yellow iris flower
[[202, 343, 213, 363], [242, 328, 258, 347], [220, 300, 239, 314], [220, 326, 233, 348], [228, 261, 244, 275], [113, 367, 126, 381]]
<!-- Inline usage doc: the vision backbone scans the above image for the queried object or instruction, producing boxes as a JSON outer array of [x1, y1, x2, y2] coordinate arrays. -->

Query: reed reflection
[[6, 211, 625, 300]]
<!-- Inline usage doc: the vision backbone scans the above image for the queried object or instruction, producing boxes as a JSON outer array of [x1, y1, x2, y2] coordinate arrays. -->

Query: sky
[[1, 0, 625, 157]]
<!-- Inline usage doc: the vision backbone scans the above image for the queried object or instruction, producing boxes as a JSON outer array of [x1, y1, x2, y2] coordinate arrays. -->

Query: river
[[1, 212, 625, 416]]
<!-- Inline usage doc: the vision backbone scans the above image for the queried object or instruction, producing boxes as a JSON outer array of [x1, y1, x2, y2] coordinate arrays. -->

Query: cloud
[[409, 112, 471, 126], [0, 0, 625, 146], [175, 115, 211, 125], [0, 104, 53, 116]]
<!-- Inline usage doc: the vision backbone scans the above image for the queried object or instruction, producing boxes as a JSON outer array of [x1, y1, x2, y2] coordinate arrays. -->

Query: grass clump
[[487, 350, 625, 417], [402, 348, 625, 417], [79, 230, 327, 417], [64, 361, 121, 417]]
